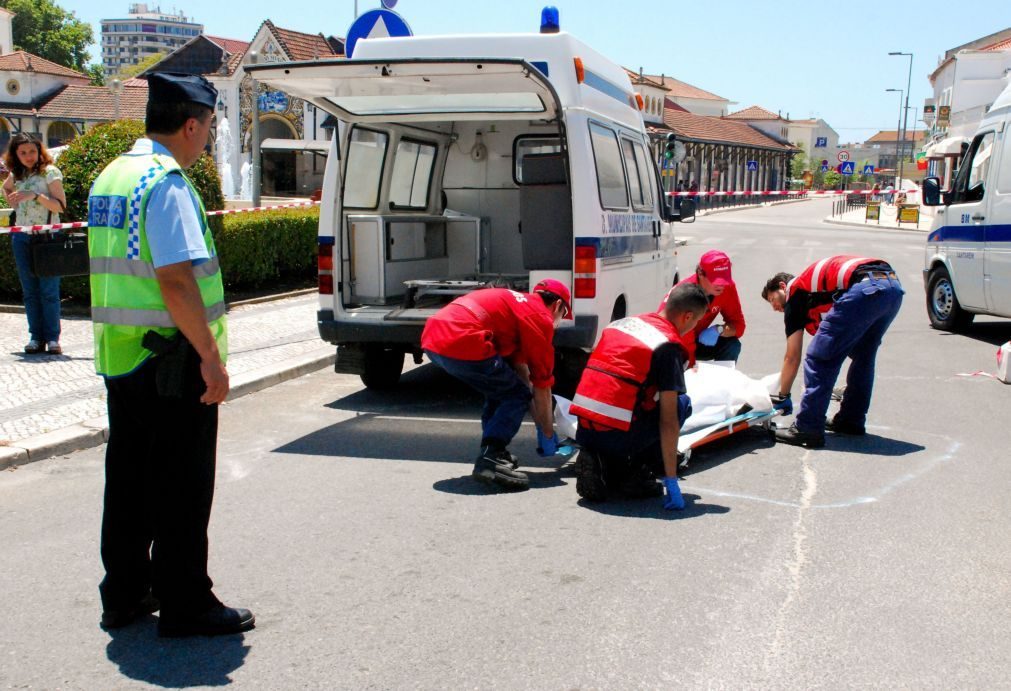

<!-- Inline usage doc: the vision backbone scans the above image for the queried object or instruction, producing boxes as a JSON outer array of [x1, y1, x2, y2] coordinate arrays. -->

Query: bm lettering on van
[[602, 213, 654, 235]]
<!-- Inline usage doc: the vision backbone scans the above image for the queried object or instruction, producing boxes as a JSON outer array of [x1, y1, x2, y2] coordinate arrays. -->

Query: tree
[[0, 0, 93, 72], [113, 53, 166, 80], [823, 170, 842, 190], [86, 63, 104, 86]]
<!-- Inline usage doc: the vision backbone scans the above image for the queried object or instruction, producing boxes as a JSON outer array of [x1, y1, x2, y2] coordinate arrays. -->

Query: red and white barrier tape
[[0, 200, 321, 235], [667, 189, 919, 197]]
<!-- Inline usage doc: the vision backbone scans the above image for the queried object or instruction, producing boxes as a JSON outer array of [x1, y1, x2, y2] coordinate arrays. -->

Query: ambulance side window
[[589, 122, 629, 210], [998, 131, 1011, 194], [514, 136, 562, 184], [389, 138, 437, 210], [345, 127, 389, 209], [952, 131, 994, 204], [621, 138, 654, 212]]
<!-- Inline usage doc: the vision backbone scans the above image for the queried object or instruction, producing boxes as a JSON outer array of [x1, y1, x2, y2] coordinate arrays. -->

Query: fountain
[[239, 159, 252, 201], [216, 117, 236, 199]]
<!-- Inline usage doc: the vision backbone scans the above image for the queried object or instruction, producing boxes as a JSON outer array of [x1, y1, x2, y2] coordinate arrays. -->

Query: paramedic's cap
[[534, 278, 572, 319], [147, 72, 218, 110], [699, 250, 733, 287]]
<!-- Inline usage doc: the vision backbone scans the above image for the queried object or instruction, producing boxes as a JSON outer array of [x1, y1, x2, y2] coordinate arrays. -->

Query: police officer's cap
[[147, 72, 218, 110]]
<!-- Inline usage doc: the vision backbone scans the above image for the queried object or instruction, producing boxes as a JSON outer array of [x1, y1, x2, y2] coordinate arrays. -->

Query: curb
[[0, 287, 317, 316], [0, 349, 336, 472], [697, 196, 810, 218], [822, 216, 928, 233]]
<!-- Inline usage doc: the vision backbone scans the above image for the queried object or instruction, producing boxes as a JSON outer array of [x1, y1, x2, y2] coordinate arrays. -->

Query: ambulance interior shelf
[[346, 212, 483, 306]]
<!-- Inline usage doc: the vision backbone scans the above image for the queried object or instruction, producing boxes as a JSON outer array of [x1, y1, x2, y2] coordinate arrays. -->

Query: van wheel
[[360, 346, 404, 389], [926, 266, 974, 332]]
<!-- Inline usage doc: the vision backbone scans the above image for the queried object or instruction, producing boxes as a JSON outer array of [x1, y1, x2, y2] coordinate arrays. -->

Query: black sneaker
[[575, 449, 607, 501], [618, 468, 663, 498], [775, 423, 825, 448], [472, 446, 529, 491], [825, 415, 866, 435]]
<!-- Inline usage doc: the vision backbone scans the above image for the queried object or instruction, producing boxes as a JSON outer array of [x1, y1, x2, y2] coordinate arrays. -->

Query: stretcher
[[676, 407, 780, 466]]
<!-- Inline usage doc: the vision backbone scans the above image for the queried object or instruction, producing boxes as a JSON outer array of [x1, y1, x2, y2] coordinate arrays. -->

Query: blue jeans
[[425, 351, 532, 448], [795, 276, 904, 433], [576, 394, 692, 475], [695, 336, 742, 362], [11, 233, 61, 342]]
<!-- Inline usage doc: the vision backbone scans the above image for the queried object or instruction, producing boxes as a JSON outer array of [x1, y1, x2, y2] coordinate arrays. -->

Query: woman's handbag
[[28, 208, 89, 278]]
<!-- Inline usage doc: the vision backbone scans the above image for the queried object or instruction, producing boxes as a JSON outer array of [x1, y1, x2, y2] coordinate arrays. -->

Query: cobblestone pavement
[[0, 293, 331, 445]]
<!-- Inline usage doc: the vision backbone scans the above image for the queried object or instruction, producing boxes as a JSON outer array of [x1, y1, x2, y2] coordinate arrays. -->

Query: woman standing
[[3, 133, 67, 354]]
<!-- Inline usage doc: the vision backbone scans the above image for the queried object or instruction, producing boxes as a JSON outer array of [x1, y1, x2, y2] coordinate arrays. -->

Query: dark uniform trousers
[[99, 354, 220, 617]]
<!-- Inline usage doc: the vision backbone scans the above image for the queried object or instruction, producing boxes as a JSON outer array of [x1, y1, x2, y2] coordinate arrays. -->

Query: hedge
[[0, 208, 320, 300]]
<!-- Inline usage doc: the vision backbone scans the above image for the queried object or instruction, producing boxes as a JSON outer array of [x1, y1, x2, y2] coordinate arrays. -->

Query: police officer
[[89, 73, 253, 636], [761, 256, 904, 448], [421, 279, 571, 491], [571, 283, 708, 509], [659, 250, 746, 364]]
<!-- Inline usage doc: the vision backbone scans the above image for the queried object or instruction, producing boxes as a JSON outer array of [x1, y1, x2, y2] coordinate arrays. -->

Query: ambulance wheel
[[927, 266, 973, 332], [360, 346, 404, 390]]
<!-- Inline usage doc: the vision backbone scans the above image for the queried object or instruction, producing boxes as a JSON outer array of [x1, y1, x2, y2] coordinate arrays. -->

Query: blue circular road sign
[[346, 8, 413, 58]]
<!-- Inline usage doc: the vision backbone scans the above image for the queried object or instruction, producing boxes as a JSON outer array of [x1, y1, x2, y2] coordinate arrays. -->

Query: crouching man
[[422, 279, 571, 491], [571, 284, 708, 509]]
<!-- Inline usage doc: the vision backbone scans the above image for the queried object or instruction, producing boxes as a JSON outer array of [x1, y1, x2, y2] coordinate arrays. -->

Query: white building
[[101, 4, 203, 77], [724, 105, 839, 157], [641, 73, 732, 116]]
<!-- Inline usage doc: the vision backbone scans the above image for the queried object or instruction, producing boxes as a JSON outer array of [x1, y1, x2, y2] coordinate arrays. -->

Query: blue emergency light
[[540, 6, 560, 33]]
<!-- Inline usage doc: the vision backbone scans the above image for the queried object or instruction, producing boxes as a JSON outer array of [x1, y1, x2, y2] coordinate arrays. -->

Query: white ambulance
[[922, 81, 1011, 330], [248, 15, 693, 389]]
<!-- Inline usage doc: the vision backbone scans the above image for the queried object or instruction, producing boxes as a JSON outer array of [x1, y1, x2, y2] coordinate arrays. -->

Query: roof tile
[[641, 73, 726, 101], [267, 22, 341, 61], [661, 107, 795, 151], [37, 84, 148, 121], [725, 105, 783, 120], [0, 51, 89, 81]]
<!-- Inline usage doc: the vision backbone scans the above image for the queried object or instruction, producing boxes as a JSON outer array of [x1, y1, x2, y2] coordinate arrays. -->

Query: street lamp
[[889, 51, 913, 188], [886, 89, 904, 188]]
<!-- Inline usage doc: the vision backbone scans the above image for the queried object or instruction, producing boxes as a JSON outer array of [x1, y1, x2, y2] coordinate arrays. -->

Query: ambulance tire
[[926, 266, 973, 332], [360, 346, 404, 390]]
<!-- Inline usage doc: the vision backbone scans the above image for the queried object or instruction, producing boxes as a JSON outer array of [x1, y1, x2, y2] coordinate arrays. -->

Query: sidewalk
[[824, 202, 937, 232], [0, 292, 334, 469]]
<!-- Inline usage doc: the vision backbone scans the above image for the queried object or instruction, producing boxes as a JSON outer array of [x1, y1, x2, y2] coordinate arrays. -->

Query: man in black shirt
[[761, 258, 904, 447]]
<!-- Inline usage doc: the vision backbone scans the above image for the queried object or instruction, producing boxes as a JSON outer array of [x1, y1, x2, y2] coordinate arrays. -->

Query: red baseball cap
[[698, 250, 733, 287], [534, 278, 572, 319]]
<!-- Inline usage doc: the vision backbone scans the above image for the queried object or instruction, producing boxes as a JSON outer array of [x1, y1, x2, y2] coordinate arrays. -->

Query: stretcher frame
[[677, 409, 780, 465]]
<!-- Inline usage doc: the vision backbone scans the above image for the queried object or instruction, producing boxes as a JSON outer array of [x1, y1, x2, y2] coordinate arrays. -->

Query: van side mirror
[[678, 198, 696, 223], [922, 177, 942, 206]]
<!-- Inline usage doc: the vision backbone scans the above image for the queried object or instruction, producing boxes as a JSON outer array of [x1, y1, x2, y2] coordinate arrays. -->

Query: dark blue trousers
[[795, 275, 904, 433], [695, 336, 742, 363], [425, 351, 532, 448]]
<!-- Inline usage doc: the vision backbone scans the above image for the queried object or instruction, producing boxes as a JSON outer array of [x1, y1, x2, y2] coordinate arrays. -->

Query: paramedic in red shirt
[[659, 250, 745, 364], [421, 279, 571, 491], [762, 256, 904, 448]]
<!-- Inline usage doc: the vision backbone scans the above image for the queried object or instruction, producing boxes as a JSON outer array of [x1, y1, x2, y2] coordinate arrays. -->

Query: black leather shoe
[[472, 446, 529, 491], [775, 423, 825, 448], [825, 415, 866, 435], [158, 604, 255, 638], [101, 593, 160, 630]]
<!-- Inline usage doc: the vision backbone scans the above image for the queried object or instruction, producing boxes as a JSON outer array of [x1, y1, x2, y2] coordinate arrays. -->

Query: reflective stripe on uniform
[[835, 257, 867, 290], [809, 258, 830, 292], [92, 301, 226, 327], [571, 393, 634, 424], [90, 255, 220, 279], [609, 316, 669, 350]]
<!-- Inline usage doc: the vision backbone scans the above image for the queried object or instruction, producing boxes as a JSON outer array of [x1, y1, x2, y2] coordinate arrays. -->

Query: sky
[[62, 0, 1010, 143]]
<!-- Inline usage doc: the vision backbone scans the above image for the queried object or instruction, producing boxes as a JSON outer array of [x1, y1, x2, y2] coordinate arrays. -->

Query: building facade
[[725, 106, 839, 158], [101, 4, 203, 77]]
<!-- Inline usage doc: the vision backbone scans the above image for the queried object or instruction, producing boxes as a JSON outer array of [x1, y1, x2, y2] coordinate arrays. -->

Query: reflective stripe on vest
[[88, 143, 227, 377], [570, 313, 682, 431], [788, 255, 884, 335]]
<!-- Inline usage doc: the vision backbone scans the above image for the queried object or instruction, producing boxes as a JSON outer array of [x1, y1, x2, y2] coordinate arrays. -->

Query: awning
[[260, 138, 330, 153], [925, 136, 968, 158]]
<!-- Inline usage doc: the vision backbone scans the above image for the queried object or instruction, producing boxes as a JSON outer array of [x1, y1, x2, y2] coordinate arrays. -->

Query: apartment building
[[101, 4, 203, 77]]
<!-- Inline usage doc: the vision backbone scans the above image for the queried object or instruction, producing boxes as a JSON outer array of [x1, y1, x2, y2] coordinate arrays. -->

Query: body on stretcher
[[554, 363, 782, 465]]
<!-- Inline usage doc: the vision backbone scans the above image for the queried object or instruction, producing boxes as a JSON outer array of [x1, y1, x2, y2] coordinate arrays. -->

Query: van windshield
[[327, 93, 546, 117]]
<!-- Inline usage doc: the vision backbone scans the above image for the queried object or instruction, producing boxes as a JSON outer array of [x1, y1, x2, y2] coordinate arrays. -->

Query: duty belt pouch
[[142, 330, 196, 399], [30, 213, 89, 278]]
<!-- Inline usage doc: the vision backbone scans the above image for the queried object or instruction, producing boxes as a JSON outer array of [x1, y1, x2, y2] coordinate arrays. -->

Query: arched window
[[47, 121, 77, 149]]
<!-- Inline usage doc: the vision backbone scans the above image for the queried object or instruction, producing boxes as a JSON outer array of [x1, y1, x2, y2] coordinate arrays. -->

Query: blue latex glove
[[771, 393, 793, 415], [537, 429, 559, 457], [662, 476, 685, 511], [697, 325, 720, 347]]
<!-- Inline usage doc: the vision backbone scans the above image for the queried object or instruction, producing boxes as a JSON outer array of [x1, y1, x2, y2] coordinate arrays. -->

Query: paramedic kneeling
[[572, 283, 708, 509], [659, 250, 745, 364], [422, 279, 570, 491], [762, 256, 904, 448]]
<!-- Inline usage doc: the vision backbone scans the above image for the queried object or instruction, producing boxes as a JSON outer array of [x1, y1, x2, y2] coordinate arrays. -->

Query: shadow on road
[[680, 427, 776, 477], [578, 493, 730, 520], [326, 364, 482, 419], [105, 620, 250, 687], [827, 433, 925, 456], [934, 320, 1011, 347], [432, 462, 573, 495]]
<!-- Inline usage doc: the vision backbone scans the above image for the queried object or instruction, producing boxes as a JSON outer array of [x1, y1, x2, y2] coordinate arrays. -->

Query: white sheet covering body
[[555, 362, 779, 440]]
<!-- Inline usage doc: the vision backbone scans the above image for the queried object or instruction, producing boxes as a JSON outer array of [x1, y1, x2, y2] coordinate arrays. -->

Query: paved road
[[2, 199, 1009, 689]]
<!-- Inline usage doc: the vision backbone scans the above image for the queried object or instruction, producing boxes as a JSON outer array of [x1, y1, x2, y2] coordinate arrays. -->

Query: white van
[[249, 22, 693, 389], [922, 81, 1011, 330]]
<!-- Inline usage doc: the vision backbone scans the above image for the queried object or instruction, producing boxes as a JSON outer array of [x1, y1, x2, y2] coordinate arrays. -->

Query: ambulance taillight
[[574, 244, 597, 298], [318, 243, 334, 295]]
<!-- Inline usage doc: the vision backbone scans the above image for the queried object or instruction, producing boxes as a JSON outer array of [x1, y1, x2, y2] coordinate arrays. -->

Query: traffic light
[[664, 133, 677, 160]]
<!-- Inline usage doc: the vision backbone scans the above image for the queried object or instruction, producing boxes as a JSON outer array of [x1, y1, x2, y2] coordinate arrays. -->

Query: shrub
[[58, 120, 224, 222]]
